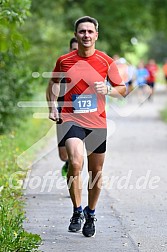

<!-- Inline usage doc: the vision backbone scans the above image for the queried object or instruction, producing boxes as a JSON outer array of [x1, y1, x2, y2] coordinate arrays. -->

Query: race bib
[[72, 94, 97, 113]]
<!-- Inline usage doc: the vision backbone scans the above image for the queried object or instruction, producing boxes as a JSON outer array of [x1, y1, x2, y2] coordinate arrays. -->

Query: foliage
[[0, 195, 41, 252], [150, 0, 167, 32], [0, 0, 33, 133], [0, 0, 167, 249], [0, 88, 52, 250], [23, 0, 74, 72], [63, 0, 167, 59], [1, 0, 167, 134], [63, 0, 151, 54], [147, 32, 167, 63], [0, 54, 34, 133]]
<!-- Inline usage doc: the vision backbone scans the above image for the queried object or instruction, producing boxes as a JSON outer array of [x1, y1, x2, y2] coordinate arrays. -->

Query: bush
[[0, 53, 34, 133], [0, 0, 33, 134]]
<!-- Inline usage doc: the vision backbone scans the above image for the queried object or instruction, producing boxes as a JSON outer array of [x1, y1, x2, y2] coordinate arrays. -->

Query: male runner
[[46, 16, 126, 237]]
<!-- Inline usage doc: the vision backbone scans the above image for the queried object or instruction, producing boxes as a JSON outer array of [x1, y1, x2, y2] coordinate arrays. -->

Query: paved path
[[24, 85, 167, 252]]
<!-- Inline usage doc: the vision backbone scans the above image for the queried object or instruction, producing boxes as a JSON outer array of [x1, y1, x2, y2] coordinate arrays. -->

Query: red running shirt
[[52, 49, 124, 128], [146, 63, 158, 83]]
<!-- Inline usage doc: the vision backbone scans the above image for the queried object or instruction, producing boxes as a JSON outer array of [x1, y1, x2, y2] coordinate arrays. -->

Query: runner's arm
[[107, 60, 126, 97], [46, 78, 60, 122], [95, 80, 126, 98]]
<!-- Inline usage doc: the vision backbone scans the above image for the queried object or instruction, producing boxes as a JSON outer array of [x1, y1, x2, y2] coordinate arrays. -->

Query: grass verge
[[161, 107, 167, 122], [0, 90, 53, 251]]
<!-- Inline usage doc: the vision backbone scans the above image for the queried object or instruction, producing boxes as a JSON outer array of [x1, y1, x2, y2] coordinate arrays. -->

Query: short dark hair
[[74, 16, 98, 32], [69, 37, 78, 49]]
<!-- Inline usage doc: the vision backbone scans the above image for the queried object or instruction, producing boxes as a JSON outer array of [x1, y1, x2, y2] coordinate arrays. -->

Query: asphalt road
[[24, 84, 167, 252]]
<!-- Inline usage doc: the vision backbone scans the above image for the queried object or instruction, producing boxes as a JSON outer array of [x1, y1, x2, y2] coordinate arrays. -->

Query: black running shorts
[[60, 121, 107, 153]]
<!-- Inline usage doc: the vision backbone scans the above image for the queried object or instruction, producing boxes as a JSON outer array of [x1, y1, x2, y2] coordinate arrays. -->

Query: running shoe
[[68, 211, 84, 232], [82, 207, 97, 237]]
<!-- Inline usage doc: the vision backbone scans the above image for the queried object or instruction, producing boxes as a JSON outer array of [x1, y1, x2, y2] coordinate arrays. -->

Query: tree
[[0, 0, 32, 133], [63, 0, 167, 59]]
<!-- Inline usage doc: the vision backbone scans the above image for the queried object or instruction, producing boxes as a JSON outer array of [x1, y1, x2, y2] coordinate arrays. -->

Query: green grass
[[0, 195, 41, 251], [161, 107, 167, 122], [0, 89, 53, 251]]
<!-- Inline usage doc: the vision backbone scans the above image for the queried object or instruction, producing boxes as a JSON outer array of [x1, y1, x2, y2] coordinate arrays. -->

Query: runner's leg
[[87, 152, 105, 210], [58, 146, 68, 161], [65, 137, 84, 208]]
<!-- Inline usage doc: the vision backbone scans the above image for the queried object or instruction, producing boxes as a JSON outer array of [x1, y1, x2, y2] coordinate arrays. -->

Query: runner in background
[[111, 55, 137, 97], [125, 60, 136, 95], [145, 59, 158, 100], [162, 58, 167, 86], [136, 61, 149, 102], [56, 37, 78, 178]]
